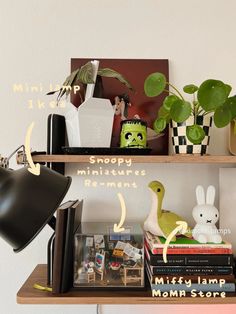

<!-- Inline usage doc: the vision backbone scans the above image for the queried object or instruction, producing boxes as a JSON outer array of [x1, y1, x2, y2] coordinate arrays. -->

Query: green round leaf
[[158, 106, 171, 123], [226, 96, 236, 119], [163, 95, 179, 111], [214, 106, 231, 128], [183, 84, 198, 94], [153, 117, 167, 134], [224, 84, 232, 97], [158, 106, 168, 117], [197, 79, 228, 111], [144, 72, 166, 97], [170, 100, 192, 123], [186, 125, 206, 144]]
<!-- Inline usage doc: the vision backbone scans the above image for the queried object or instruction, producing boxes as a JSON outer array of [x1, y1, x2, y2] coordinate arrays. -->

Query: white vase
[[65, 104, 81, 147], [65, 98, 114, 147]]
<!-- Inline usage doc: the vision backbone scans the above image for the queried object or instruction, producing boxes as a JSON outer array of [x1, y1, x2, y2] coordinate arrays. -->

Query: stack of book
[[145, 231, 235, 297]]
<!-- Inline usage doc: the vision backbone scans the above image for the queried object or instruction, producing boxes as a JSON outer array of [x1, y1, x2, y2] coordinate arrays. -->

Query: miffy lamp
[[192, 185, 222, 244]]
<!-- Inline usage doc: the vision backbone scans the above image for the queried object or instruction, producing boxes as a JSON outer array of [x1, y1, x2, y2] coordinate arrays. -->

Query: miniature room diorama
[[74, 222, 144, 288]]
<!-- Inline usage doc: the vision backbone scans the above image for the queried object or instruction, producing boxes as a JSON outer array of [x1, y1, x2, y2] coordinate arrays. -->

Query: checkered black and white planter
[[170, 116, 212, 154]]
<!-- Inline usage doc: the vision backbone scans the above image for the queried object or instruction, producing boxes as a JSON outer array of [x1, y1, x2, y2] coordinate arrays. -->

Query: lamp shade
[[0, 165, 71, 252]]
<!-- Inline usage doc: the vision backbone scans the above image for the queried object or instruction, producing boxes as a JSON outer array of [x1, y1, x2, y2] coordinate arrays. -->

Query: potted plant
[[47, 60, 133, 104], [48, 61, 133, 147], [144, 73, 236, 154]]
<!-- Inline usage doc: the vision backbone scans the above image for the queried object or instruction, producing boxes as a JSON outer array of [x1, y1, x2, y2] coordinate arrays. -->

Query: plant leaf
[[77, 62, 94, 84], [197, 79, 228, 111], [58, 68, 81, 99], [47, 62, 134, 104], [50, 62, 94, 103], [163, 95, 179, 111], [183, 84, 198, 94], [144, 72, 166, 97], [97, 68, 133, 90], [153, 117, 166, 134], [224, 84, 232, 97], [226, 95, 236, 119], [46, 90, 60, 95], [63, 69, 80, 87], [170, 100, 192, 123], [214, 105, 231, 128], [158, 106, 171, 123], [186, 125, 205, 144]]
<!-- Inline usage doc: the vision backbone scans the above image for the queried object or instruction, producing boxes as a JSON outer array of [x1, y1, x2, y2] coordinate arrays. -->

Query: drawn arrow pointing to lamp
[[25, 122, 40, 176], [162, 221, 188, 263], [113, 193, 127, 233]]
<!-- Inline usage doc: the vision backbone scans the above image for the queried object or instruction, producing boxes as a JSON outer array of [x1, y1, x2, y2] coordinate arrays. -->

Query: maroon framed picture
[[71, 59, 169, 155]]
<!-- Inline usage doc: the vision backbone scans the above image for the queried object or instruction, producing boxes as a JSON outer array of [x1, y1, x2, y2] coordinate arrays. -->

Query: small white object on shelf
[[65, 59, 114, 147]]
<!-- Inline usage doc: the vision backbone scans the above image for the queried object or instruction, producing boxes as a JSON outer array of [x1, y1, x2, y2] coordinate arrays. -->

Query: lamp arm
[[0, 145, 28, 169], [7, 145, 26, 163]]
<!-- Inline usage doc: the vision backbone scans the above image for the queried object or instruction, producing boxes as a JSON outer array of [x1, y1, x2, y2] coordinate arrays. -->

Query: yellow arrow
[[25, 122, 40, 176], [163, 221, 188, 263], [113, 193, 127, 233]]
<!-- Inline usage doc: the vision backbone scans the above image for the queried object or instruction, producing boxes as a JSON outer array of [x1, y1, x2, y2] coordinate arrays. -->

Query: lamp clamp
[[0, 145, 28, 169]]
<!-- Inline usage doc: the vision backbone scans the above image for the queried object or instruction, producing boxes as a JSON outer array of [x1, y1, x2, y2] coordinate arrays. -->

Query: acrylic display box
[[74, 222, 144, 289]]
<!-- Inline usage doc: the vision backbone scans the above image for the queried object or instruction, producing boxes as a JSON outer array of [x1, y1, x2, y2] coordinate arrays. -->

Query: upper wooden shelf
[[32, 154, 236, 164], [17, 264, 236, 304]]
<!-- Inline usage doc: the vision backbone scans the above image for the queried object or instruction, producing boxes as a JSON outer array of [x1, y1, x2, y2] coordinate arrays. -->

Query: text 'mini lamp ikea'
[[0, 159, 71, 252]]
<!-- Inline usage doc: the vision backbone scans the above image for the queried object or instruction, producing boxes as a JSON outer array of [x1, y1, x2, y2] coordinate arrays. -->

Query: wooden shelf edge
[[32, 155, 236, 164], [17, 265, 236, 305], [16, 296, 236, 305]]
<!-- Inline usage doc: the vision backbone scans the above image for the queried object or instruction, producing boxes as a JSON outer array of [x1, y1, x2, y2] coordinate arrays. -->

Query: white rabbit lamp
[[192, 185, 222, 244]]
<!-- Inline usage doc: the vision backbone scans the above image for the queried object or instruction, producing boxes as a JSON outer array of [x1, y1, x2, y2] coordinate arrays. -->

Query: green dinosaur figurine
[[144, 181, 191, 241]]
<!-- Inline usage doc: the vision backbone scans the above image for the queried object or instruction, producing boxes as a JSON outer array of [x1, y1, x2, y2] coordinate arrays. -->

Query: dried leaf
[[77, 61, 94, 84], [46, 90, 59, 95], [47, 62, 133, 105], [61, 69, 80, 97], [97, 68, 134, 91]]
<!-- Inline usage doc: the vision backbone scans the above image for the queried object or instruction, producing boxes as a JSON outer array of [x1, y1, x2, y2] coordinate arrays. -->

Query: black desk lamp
[[0, 147, 71, 252]]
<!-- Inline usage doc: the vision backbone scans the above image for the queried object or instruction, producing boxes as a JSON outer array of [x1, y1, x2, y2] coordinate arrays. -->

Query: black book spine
[[147, 254, 233, 266], [47, 232, 55, 286], [60, 206, 76, 293]]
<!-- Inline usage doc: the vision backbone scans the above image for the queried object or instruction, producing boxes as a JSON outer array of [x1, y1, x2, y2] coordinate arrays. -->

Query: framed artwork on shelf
[[71, 58, 169, 155]]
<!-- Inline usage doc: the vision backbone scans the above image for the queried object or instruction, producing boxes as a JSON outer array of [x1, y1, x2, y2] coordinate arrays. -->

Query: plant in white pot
[[48, 60, 133, 147], [144, 73, 236, 154]]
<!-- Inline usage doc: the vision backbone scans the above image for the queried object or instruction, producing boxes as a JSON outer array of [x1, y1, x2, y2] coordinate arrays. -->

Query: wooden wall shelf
[[32, 154, 236, 164], [17, 265, 236, 305]]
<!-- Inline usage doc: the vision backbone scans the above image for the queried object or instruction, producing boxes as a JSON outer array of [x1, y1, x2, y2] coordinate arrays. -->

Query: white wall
[[0, 0, 236, 313]]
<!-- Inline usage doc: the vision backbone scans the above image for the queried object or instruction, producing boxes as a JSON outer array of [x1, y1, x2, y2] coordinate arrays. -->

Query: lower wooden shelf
[[17, 264, 236, 304]]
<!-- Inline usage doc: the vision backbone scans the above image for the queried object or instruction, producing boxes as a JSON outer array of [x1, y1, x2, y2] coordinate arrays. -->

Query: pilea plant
[[144, 73, 236, 144]]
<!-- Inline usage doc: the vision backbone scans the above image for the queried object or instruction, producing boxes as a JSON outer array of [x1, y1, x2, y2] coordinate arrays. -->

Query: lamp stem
[[48, 216, 56, 230]]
